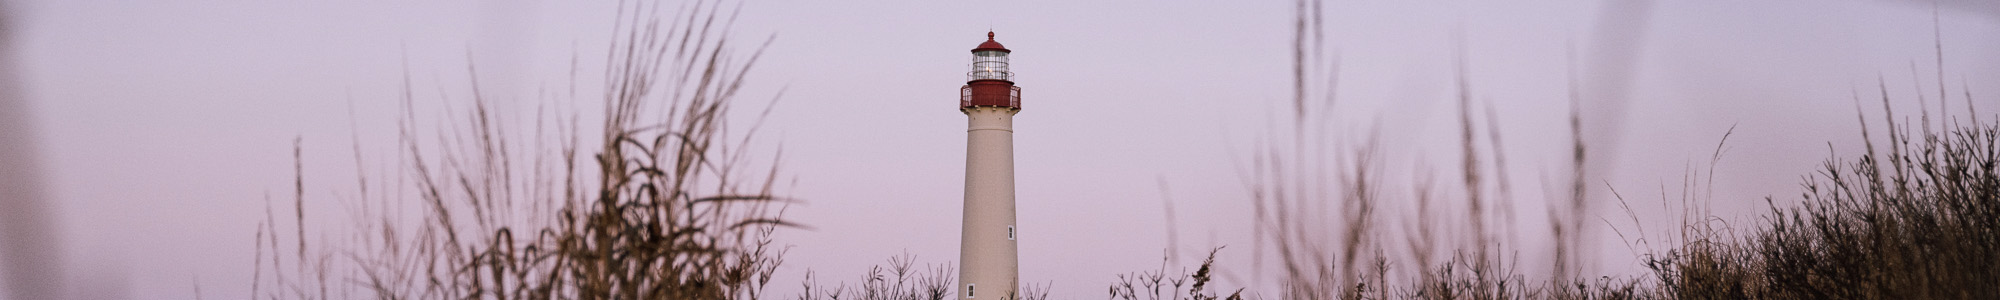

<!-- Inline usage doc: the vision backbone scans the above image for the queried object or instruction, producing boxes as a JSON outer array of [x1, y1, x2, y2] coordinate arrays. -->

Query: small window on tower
[[1008, 225, 1016, 240], [966, 283, 976, 298]]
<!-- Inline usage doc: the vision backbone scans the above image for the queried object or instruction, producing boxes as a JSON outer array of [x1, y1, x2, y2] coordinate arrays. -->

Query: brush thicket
[[793, 254, 962, 300]]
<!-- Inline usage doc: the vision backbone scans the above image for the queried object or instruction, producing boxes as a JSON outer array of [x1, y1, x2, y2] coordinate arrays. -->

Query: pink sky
[[4, 0, 2000, 299]]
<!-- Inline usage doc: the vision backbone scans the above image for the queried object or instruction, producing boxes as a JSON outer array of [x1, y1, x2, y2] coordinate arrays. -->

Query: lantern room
[[962, 31, 1021, 110], [969, 32, 1012, 81]]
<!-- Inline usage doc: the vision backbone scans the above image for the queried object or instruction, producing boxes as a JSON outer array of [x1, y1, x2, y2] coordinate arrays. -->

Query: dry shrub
[[794, 254, 958, 300], [1109, 248, 1243, 300]]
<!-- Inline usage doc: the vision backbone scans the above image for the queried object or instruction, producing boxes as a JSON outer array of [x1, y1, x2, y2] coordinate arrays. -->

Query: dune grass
[[251, 1, 791, 299], [1639, 93, 2000, 299], [242, 0, 2000, 299], [1165, 1, 2000, 299]]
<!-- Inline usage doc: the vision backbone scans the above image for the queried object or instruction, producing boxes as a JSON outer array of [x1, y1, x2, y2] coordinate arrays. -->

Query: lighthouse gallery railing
[[959, 85, 1021, 108]]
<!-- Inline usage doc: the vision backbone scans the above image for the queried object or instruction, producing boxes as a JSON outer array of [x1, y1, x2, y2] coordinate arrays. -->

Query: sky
[[3, 0, 1999, 299]]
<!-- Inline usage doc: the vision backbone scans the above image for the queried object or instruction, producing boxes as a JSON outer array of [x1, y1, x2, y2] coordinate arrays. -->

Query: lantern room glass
[[968, 50, 1011, 81]]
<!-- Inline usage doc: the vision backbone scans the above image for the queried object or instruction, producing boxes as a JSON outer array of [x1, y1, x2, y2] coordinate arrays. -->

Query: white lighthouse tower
[[958, 31, 1022, 299]]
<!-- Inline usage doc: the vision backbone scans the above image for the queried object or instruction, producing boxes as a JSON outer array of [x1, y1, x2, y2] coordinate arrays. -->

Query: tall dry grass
[[1234, 0, 1543, 298], [0, 1, 66, 298], [1640, 84, 2000, 299], [235, 0, 2000, 299], [251, 1, 792, 299], [1206, 0, 1999, 299]]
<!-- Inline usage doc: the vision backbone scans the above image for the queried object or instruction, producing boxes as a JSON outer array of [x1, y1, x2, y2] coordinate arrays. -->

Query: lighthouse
[[958, 31, 1022, 299]]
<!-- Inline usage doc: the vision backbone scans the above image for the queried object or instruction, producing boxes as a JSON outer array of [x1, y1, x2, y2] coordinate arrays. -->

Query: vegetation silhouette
[[246, 1, 1999, 299]]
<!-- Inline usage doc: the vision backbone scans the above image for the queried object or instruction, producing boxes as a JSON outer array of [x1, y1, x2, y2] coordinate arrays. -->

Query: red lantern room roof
[[972, 31, 1010, 53]]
